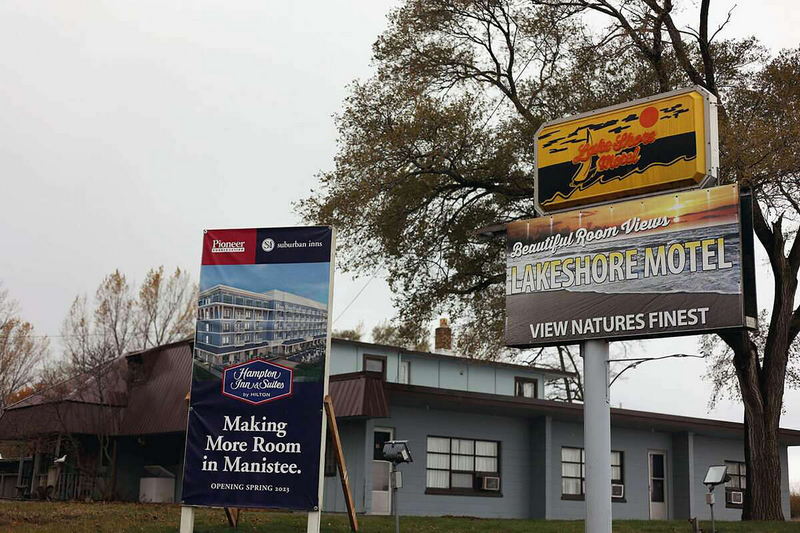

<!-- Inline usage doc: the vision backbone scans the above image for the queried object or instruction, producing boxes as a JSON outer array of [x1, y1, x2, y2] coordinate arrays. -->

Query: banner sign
[[506, 184, 754, 347], [182, 226, 334, 510], [535, 86, 718, 213]]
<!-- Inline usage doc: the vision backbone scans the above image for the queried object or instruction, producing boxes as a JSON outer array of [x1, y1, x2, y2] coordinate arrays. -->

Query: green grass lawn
[[0, 501, 797, 532]]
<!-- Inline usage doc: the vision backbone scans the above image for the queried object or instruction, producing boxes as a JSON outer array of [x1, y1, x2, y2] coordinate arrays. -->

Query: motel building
[[0, 323, 796, 522], [194, 285, 328, 365]]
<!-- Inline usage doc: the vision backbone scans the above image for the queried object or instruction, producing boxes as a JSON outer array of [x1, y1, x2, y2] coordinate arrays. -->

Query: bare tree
[[372, 320, 431, 352], [137, 266, 196, 349], [60, 289, 126, 499], [0, 285, 48, 411], [54, 267, 196, 499], [333, 322, 365, 342]]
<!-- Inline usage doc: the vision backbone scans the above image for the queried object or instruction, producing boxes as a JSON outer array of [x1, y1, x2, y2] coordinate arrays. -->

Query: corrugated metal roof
[[0, 402, 123, 439], [329, 373, 389, 418], [0, 340, 192, 439], [7, 358, 129, 410], [118, 341, 193, 435]]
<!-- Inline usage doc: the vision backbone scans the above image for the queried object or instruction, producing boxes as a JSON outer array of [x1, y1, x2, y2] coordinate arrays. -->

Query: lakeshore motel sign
[[179, 226, 336, 533], [505, 86, 757, 532]]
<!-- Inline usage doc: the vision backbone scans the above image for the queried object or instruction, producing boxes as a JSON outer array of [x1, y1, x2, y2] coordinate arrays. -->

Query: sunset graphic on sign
[[535, 89, 713, 213], [511, 182, 739, 244]]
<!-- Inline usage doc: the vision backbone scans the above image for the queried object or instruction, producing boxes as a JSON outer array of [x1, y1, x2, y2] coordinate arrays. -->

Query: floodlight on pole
[[382, 440, 412, 533], [703, 465, 730, 533]]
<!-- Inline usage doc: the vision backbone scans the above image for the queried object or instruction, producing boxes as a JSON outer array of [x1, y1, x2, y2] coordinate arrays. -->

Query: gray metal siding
[[529, 416, 550, 518], [322, 419, 367, 513], [408, 358, 439, 388], [328, 341, 548, 398], [671, 432, 695, 519], [329, 343, 359, 375], [548, 420, 674, 520], [690, 434, 791, 520], [365, 405, 533, 518]]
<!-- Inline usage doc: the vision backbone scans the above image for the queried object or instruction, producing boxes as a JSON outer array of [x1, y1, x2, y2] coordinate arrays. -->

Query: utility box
[[139, 465, 175, 503]]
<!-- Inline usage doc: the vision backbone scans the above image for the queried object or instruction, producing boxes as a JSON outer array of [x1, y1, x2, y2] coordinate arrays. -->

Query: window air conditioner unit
[[481, 476, 501, 491], [611, 483, 625, 499], [730, 490, 744, 505]]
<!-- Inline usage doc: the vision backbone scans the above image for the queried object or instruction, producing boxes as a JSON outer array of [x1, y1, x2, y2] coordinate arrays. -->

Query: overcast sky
[[1, 0, 799, 490]]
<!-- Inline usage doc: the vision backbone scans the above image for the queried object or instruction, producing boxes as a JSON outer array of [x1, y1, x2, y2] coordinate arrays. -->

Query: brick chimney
[[434, 318, 452, 354]]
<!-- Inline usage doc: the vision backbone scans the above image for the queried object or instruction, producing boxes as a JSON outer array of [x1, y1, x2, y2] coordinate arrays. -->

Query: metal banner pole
[[583, 339, 611, 533], [393, 465, 399, 533]]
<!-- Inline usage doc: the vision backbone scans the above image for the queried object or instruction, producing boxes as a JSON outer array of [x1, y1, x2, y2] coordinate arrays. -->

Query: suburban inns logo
[[211, 239, 246, 253], [261, 238, 275, 252]]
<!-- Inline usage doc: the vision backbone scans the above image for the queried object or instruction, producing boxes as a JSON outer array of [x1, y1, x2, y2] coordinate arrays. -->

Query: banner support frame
[[307, 228, 337, 533]]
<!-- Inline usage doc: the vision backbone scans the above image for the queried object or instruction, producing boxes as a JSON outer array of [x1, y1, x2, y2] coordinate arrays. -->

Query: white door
[[370, 427, 394, 515], [648, 450, 668, 520]]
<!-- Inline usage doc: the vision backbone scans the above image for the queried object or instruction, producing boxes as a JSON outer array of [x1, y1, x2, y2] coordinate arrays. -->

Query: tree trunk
[[727, 330, 788, 521], [743, 399, 784, 519], [742, 413, 751, 520], [726, 202, 799, 521]]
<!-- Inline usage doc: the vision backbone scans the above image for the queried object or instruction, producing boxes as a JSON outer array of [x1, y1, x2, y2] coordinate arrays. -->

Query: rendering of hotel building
[[194, 285, 327, 365]]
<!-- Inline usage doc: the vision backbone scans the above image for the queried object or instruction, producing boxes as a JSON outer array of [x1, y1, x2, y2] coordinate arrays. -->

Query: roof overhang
[[385, 382, 800, 445]]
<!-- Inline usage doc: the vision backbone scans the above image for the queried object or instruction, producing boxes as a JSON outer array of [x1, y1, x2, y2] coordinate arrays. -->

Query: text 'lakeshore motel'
[[0, 87, 797, 523]]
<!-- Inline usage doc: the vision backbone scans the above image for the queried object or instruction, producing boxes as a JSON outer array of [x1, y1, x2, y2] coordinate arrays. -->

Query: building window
[[611, 450, 624, 488], [364, 355, 386, 377], [399, 360, 410, 384], [561, 447, 584, 497], [425, 436, 500, 496], [561, 447, 624, 500], [374, 428, 393, 460], [514, 377, 538, 399], [725, 460, 746, 508]]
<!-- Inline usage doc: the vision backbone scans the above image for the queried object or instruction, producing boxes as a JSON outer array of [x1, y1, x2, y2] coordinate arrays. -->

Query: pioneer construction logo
[[211, 240, 246, 253]]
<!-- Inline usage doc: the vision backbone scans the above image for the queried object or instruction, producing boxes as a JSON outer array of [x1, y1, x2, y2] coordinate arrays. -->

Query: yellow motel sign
[[534, 86, 719, 214]]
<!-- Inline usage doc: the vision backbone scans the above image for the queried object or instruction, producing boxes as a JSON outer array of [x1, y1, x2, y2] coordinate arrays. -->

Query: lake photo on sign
[[505, 184, 751, 347]]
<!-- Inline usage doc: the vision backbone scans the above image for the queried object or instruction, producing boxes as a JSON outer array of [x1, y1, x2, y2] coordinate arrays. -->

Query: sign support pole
[[179, 506, 194, 533], [583, 339, 611, 533]]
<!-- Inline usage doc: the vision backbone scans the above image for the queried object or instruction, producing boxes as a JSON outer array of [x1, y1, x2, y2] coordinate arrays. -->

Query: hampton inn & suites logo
[[222, 359, 293, 405], [211, 239, 246, 253]]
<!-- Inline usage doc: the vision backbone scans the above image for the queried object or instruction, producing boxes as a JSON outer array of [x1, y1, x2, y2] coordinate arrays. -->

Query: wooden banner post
[[223, 507, 240, 528], [324, 394, 359, 532]]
